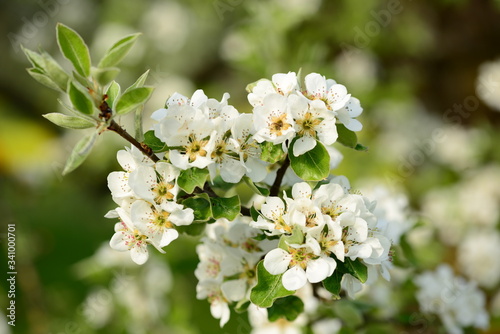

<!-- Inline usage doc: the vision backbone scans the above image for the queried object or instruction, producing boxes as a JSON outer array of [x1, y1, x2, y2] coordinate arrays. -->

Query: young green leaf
[[267, 295, 304, 322], [250, 261, 295, 308], [211, 195, 241, 220], [278, 225, 304, 250], [68, 81, 95, 115], [98, 33, 141, 68], [92, 67, 120, 87], [43, 113, 96, 129], [22, 46, 45, 69], [354, 143, 368, 151], [40, 50, 70, 91], [177, 168, 209, 193], [105, 81, 121, 110], [27, 68, 61, 91], [56, 23, 91, 77], [62, 131, 98, 175], [337, 124, 358, 149], [182, 194, 212, 221], [124, 70, 150, 92], [115, 86, 154, 115], [289, 138, 330, 181], [243, 176, 270, 196]]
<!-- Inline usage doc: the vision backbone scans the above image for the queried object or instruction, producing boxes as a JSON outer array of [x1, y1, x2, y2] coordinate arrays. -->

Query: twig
[[270, 156, 290, 197], [107, 120, 160, 163]]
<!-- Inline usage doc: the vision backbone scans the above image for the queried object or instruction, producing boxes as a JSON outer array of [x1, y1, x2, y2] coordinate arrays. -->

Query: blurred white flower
[[476, 57, 500, 112], [457, 230, 500, 289], [414, 264, 489, 334]]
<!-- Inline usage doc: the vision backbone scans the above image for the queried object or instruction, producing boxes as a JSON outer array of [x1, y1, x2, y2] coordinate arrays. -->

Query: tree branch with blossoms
[[22, 23, 491, 334]]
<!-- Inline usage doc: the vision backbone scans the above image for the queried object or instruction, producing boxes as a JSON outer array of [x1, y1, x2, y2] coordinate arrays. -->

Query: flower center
[[269, 114, 291, 137], [297, 112, 321, 137], [289, 247, 313, 269], [154, 210, 173, 229], [186, 136, 208, 162], [153, 181, 175, 203]]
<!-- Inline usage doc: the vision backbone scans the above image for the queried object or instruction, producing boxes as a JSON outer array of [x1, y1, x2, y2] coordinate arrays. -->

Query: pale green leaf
[[98, 33, 141, 68], [125, 70, 150, 93], [62, 132, 97, 175], [92, 66, 120, 86], [56, 23, 91, 77], [115, 86, 154, 115], [27, 68, 60, 91], [43, 113, 96, 129], [105, 81, 121, 110], [68, 81, 95, 115]]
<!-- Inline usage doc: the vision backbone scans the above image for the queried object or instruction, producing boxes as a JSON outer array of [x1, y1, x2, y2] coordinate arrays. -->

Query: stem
[[240, 206, 251, 217], [270, 156, 290, 197], [107, 120, 160, 163]]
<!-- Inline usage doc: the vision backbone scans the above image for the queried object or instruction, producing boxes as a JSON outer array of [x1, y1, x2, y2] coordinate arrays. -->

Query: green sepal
[[210, 195, 241, 220], [288, 138, 330, 181], [177, 168, 209, 194], [98, 33, 141, 68], [56, 23, 91, 77], [278, 225, 304, 250], [181, 193, 212, 222], [62, 131, 98, 175], [115, 86, 154, 115], [43, 113, 96, 129], [267, 295, 304, 322], [250, 261, 295, 308], [68, 81, 95, 115], [260, 141, 286, 164]]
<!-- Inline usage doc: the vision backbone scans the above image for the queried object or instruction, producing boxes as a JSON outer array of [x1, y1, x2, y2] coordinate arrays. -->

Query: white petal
[[159, 228, 179, 247], [282, 266, 307, 291], [343, 118, 363, 132], [130, 245, 149, 265], [264, 248, 291, 275], [306, 257, 334, 283], [292, 136, 317, 156], [210, 301, 230, 327], [169, 208, 194, 226], [109, 231, 129, 251], [292, 182, 312, 200], [221, 279, 247, 302], [305, 73, 326, 99]]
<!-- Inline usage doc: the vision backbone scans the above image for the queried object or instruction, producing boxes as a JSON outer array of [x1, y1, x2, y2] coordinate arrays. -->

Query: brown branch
[[107, 120, 160, 163], [270, 156, 290, 197]]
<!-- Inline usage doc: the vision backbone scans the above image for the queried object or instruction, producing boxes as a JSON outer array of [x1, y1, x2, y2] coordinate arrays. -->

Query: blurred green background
[[1, 0, 500, 333]]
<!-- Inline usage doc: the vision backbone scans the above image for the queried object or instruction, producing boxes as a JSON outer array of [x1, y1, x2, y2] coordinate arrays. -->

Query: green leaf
[[43, 113, 95, 129], [211, 195, 240, 220], [343, 258, 368, 284], [289, 138, 330, 181], [56, 23, 91, 77], [39, 51, 70, 91], [250, 206, 260, 221], [98, 33, 141, 68], [212, 175, 236, 191], [143, 130, 167, 153], [22, 46, 45, 69], [267, 295, 304, 322], [322, 269, 343, 299], [125, 70, 150, 92], [105, 81, 121, 110], [68, 81, 95, 115], [250, 261, 295, 308], [260, 141, 286, 164], [62, 132, 97, 175], [176, 222, 206, 236], [177, 168, 209, 194], [27, 68, 61, 91], [333, 300, 363, 328], [92, 67, 120, 86], [337, 124, 358, 149], [115, 86, 154, 115], [182, 194, 212, 221]]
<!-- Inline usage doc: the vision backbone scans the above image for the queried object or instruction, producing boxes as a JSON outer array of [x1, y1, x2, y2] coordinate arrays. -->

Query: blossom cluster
[[106, 147, 194, 264], [257, 177, 391, 292], [195, 217, 277, 326]]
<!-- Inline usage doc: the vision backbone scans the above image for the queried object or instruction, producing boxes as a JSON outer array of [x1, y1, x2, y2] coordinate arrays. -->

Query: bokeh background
[[1, 0, 500, 333]]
